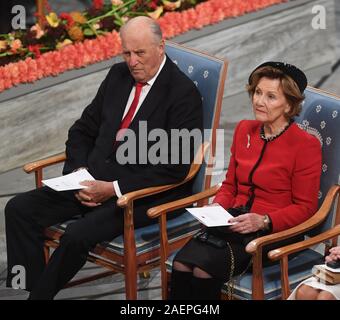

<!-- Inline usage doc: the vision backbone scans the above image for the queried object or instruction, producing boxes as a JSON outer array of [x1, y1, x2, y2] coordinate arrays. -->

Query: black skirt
[[173, 228, 257, 281]]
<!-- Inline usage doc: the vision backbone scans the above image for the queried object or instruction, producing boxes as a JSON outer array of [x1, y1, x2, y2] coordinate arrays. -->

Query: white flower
[[326, 137, 331, 145], [322, 164, 327, 172], [320, 121, 326, 129], [203, 70, 209, 78], [302, 120, 309, 127], [111, 0, 123, 5], [332, 110, 338, 118], [173, 60, 178, 65], [188, 65, 194, 73], [315, 105, 322, 113], [193, 81, 198, 87]]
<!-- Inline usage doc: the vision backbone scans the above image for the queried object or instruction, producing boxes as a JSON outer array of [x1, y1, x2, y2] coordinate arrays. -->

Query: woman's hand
[[325, 246, 340, 263], [228, 213, 265, 234]]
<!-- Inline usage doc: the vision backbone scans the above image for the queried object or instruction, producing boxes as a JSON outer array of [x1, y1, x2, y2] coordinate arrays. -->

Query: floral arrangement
[[0, 0, 287, 93]]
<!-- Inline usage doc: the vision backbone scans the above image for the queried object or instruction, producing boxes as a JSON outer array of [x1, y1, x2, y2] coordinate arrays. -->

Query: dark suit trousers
[[5, 186, 155, 299]]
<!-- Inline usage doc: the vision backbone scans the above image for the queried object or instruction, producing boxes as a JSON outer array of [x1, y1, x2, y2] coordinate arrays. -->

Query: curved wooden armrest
[[147, 184, 220, 218], [23, 152, 66, 173], [117, 142, 209, 208], [246, 184, 340, 254], [268, 224, 340, 261]]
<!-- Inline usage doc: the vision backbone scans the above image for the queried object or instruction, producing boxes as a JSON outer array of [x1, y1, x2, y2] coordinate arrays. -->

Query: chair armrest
[[117, 142, 209, 208], [117, 183, 191, 208], [268, 224, 340, 261], [147, 184, 220, 218], [23, 152, 66, 173], [23, 152, 67, 188], [246, 184, 340, 254]]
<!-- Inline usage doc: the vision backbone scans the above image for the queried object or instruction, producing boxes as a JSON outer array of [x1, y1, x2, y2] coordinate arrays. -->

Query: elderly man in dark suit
[[5, 16, 203, 299]]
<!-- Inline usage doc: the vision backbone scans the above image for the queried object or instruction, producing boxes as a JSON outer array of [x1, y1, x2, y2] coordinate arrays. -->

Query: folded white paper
[[42, 169, 95, 191], [186, 205, 237, 227]]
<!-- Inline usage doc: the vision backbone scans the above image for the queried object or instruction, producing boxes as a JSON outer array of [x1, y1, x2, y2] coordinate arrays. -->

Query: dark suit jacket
[[63, 56, 203, 214]]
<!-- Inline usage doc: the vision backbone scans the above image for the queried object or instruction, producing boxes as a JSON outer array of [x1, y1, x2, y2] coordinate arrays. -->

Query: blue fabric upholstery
[[231, 250, 324, 300], [48, 41, 226, 261], [166, 42, 226, 194], [52, 211, 199, 256], [165, 249, 324, 300], [296, 88, 340, 233], [165, 87, 340, 300], [231, 87, 340, 299]]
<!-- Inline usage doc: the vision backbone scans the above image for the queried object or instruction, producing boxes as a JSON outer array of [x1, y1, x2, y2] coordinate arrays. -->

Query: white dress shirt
[[113, 56, 167, 197]]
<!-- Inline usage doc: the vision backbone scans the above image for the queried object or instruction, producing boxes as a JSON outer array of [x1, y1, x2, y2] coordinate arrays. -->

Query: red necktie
[[116, 82, 146, 142]]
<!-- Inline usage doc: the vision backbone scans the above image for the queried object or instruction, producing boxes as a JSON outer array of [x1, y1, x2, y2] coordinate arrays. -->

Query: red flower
[[148, 0, 159, 10], [59, 12, 75, 28], [28, 45, 42, 58], [0, 0, 288, 92], [92, 0, 104, 10]]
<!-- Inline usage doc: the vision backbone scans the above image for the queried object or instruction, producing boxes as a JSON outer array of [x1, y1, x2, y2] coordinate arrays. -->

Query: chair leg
[[125, 270, 137, 300], [163, 271, 170, 300]]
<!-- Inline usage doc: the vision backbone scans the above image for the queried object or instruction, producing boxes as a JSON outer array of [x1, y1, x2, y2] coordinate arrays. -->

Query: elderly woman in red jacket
[[170, 62, 322, 300]]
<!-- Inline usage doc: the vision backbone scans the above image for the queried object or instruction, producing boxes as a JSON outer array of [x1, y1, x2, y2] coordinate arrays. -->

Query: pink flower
[[3, 65, 13, 89], [17, 60, 29, 83], [30, 23, 45, 39], [10, 39, 22, 53], [23, 58, 38, 82], [8, 63, 21, 85], [0, 68, 5, 92], [0, 0, 288, 92]]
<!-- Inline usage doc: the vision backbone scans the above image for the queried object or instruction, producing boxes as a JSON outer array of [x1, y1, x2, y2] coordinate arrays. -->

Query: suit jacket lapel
[[128, 57, 171, 132], [111, 75, 134, 135]]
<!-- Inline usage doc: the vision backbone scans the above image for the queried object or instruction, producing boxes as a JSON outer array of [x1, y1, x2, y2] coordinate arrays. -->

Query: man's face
[[121, 29, 164, 83]]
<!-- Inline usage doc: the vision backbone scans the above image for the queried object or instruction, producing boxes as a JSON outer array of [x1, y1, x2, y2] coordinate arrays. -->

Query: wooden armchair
[[23, 41, 228, 299], [268, 185, 340, 299], [147, 87, 340, 300]]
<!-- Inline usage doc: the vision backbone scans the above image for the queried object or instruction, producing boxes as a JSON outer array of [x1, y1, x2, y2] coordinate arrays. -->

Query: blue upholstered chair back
[[40, 43, 228, 299], [295, 87, 340, 234], [165, 41, 227, 193], [231, 87, 340, 300]]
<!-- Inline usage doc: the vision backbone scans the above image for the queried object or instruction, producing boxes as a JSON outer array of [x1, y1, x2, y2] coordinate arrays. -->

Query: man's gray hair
[[120, 17, 163, 44], [149, 20, 163, 43]]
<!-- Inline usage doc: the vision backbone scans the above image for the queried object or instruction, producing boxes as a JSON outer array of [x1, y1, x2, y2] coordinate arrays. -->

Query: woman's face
[[252, 77, 291, 126]]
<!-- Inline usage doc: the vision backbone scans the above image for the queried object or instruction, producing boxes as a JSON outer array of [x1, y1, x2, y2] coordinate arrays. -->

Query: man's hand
[[75, 180, 116, 207], [228, 213, 265, 234]]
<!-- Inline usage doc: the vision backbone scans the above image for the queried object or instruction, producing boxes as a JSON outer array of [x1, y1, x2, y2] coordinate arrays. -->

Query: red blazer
[[213, 120, 322, 232]]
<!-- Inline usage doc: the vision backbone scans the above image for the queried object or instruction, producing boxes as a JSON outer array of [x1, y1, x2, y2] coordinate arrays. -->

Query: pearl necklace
[[260, 121, 293, 142]]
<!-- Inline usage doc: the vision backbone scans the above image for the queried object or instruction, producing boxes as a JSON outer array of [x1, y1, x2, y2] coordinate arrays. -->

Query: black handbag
[[194, 205, 262, 247]]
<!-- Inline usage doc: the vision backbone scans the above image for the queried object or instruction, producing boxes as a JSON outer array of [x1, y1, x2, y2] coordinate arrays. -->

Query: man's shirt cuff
[[113, 180, 122, 198]]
